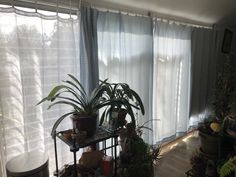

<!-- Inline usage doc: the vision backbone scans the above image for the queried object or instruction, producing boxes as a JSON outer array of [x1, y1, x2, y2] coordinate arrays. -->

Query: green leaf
[[36, 97, 49, 105], [51, 111, 75, 137], [57, 96, 81, 105], [123, 100, 136, 127], [47, 100, 83, 112], [63, 80, 88, 102], [67, 74, 87, 97], [130, 89, 145, 115], [139, 126, 153, 132], [99, 108, 108, 126], [47, 85, 67, 99], [119, 83, 133, 100]]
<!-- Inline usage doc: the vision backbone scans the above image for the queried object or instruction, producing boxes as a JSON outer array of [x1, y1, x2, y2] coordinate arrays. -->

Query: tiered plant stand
[[53, 127, 119, 177]]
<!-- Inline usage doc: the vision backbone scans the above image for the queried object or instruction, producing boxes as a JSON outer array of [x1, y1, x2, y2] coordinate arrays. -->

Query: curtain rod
[[0, 0, 79, 14], [82, 1, 212, 29]]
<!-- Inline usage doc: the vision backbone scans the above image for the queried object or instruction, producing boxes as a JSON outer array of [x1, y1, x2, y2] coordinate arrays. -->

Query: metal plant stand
[[53, 127, 119, 177]]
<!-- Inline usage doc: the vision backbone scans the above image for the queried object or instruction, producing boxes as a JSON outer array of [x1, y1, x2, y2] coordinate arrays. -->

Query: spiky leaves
[[37, 74, 109, 138], [99, 82, 145, 127]]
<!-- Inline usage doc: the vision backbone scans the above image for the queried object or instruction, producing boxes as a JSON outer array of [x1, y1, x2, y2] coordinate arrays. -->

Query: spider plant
[[99, 82, 145, 127], [37, 74, 110, 137], [37, 75, 139, 137]]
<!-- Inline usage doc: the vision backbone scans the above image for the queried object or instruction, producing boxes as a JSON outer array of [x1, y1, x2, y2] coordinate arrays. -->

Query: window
[[0, 6, 80, 176], [153, 21, 191, 143]]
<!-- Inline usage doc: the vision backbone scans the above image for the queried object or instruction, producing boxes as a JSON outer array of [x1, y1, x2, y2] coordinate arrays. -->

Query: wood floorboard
[[154, 131, 200, 177]]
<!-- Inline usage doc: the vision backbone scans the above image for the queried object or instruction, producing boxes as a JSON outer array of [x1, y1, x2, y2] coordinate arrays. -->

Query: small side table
[[6, 150, 49, 177]]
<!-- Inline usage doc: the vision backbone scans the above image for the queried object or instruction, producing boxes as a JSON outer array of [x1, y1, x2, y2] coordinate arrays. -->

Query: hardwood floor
[[154, 131, 200, 177]]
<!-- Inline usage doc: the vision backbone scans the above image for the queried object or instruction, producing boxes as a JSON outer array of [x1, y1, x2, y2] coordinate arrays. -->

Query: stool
[[6, 150, 49, 177]]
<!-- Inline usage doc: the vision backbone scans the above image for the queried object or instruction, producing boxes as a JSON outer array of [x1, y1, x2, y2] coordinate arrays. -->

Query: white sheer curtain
[[153, 20, 191, 143], [0, 6, 80, 176], [97, 12, 154, 144]]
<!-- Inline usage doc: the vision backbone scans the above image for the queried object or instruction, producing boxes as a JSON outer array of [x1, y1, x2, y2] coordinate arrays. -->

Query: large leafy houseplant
[[37, 74, 112, 137], [213, 57, 236, 123], [198, 56, 236, 156], [99, 82, 145, 128], [38, 75, 142, 137]]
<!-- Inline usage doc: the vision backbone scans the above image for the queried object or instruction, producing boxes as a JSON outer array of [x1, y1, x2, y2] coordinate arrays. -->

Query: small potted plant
[[99, 82, 145, 129], [38, 74, 114, 137], [119, 123, 161, 177]]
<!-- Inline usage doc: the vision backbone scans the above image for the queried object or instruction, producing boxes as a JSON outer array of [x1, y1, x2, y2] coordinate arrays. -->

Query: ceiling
[[85, 0, 236, 27]]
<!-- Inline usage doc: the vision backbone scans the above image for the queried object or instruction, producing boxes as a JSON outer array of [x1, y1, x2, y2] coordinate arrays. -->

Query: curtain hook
[[56, 0, 59, 16], [35, 0, 38, 13], [78, 0, 81, 10], [77, 0, 81, 17], [69, 0, 72, 19], [11, 0, 14, 8]]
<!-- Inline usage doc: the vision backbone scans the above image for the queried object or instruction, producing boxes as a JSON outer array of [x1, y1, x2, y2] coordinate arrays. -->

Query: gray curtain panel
[[189, 28, 220, 125], [80, 6, 99, 94]]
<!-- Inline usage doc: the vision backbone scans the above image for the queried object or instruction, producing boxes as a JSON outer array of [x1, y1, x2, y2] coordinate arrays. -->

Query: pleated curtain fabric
[[189, 28, 220, 125], [97, 11, 154, 144], [79, 6, 99, 94], [0, 6, 81, 176], [152, 20, 192, 143]]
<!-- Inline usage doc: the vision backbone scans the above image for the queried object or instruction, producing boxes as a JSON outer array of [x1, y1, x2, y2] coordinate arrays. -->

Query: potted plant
[[37, 74, 112, 137], [120, 123, 161, 177], [198, 56, 236, 156], [119, 123, 161, 177], [99, 82, 145, 129], [224, 56, 236, 135]]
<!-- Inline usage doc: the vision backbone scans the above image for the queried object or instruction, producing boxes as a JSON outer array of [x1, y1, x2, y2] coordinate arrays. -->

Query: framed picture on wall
[[222, 28, 233, 54]]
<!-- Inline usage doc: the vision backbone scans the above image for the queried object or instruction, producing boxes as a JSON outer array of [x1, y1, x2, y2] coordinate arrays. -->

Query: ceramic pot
[[71, 114, 97, 137]]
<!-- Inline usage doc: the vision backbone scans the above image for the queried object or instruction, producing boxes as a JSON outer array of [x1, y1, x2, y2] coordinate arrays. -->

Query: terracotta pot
[[71, 114, 97, 137]]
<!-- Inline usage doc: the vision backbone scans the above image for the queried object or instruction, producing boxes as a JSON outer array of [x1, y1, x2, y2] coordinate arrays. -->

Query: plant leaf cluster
[[119, 123, 161, 177], [37, 74, 145, 137], [213, 56, 236, 121], [99, 82, 145, 127], [220, 156, 236, 177]]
